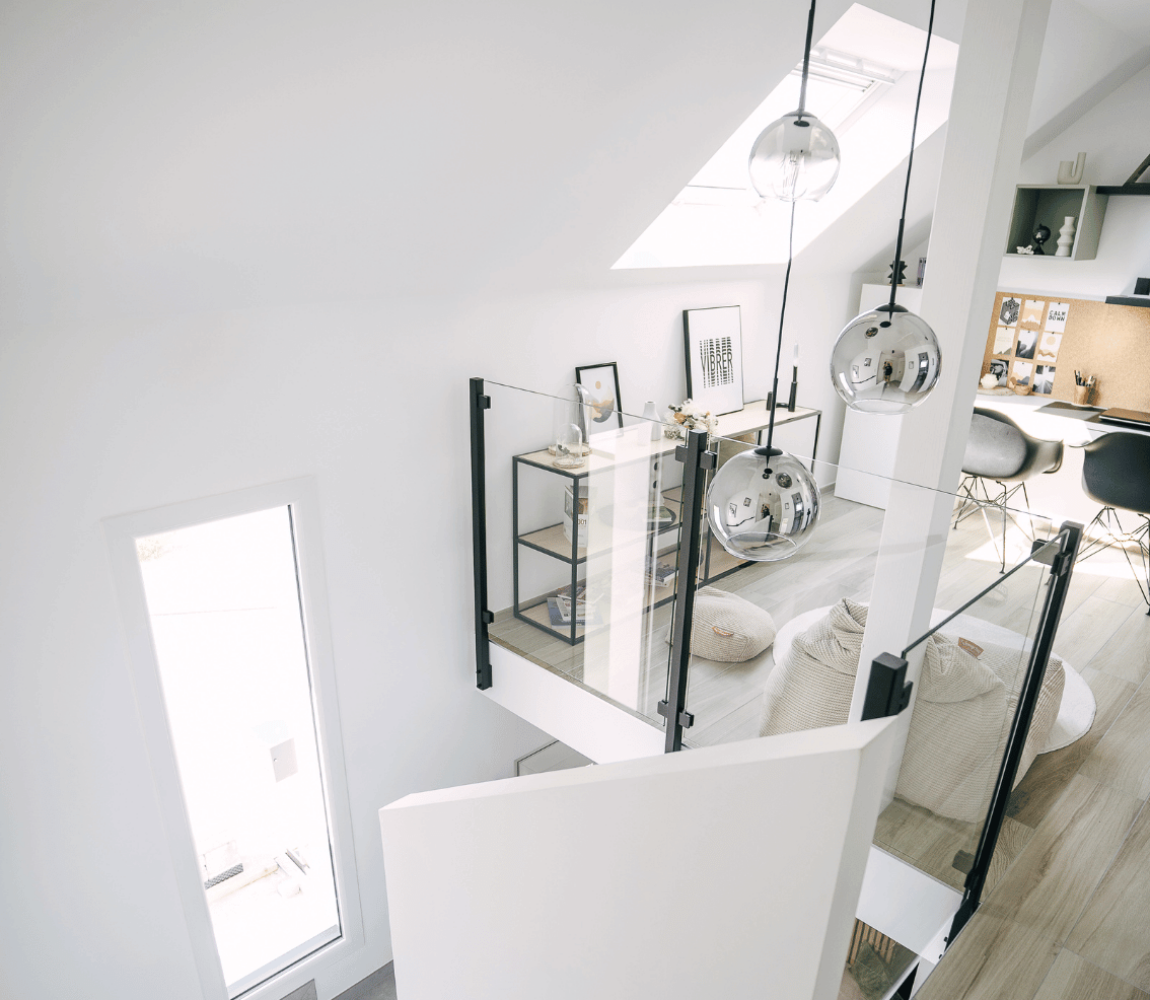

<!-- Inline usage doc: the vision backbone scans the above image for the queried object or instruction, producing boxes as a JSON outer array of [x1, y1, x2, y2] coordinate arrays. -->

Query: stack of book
[[546, 583, 602, 627], [646, 556, 677, 588]]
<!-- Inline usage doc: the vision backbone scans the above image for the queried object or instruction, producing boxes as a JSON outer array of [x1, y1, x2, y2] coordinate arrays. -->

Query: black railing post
[[949, 520, 1083, 940], [470, 377, 493, 690], [659, 428, 715, 752]]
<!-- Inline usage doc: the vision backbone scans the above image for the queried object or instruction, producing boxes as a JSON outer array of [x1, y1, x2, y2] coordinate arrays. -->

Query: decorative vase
[[1055, 216, 1076, 257]]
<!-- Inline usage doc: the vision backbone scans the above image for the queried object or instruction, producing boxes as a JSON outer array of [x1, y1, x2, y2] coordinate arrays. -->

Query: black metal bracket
[[861, 653, 914, 721], [656, 700, 695, 729], [470, 377, 493, 690], [675, 443, 716, 469]]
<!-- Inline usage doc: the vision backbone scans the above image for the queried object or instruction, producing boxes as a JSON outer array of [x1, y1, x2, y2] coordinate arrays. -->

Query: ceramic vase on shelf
[[1055, 216, 1076, 257]]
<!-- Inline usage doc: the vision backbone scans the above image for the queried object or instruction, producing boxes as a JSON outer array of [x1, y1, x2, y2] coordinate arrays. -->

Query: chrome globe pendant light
[[707, 204, 821, 562], [830, 0, 941, 414], [749, 0, 841, 203]]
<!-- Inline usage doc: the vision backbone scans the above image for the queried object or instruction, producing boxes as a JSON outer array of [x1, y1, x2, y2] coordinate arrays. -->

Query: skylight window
[[675, 52, 897, 208], [613, 4, 958, 269]]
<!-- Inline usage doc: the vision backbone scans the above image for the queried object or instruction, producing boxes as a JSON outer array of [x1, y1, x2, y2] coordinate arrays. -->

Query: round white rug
[[769, 604, 1096, 753], [1041, 663, 1096, 753]]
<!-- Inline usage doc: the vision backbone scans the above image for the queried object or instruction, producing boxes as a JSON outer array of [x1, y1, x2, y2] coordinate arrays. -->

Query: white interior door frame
[[104, 477, 364, 1000]]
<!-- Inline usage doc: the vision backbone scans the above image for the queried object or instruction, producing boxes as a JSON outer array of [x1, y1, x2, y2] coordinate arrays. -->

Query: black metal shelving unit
[[511, 448, 684, 647]]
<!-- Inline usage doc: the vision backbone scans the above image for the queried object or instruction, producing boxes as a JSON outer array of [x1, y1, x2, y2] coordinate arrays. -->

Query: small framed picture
[[575, 362, 623, 430], [683, 305, 744, 415]]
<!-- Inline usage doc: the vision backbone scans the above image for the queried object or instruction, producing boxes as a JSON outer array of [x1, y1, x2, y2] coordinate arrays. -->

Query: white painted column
[[847, 0, 1053, 769]]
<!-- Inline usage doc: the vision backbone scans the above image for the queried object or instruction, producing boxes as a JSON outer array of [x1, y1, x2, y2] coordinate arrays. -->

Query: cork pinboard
[[981, 292, 1150, 409]]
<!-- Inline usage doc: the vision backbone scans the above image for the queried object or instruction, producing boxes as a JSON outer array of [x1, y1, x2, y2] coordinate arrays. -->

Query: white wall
[[380, 719, 897, 1000]]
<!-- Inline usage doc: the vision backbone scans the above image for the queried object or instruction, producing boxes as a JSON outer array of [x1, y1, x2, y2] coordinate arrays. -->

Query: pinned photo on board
[[1044, 302, 1070, 332], [1012, 360, 1033, 387], [1034, 365, 1056, 395], [993, 326, 1015, 354], [1021, 299, 1045, 325], [1036, 331, 1062, 364], [988, 359, 1009, 386], [1015, 327, 1037, 359], [999, 296, 1021, 326]]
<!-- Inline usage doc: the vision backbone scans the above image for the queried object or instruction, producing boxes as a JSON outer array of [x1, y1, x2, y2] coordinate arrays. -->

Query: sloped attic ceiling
[[0, 0, 967, 323]]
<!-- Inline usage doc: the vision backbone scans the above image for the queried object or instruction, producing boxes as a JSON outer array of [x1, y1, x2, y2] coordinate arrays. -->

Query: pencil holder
[[1072, 384, 1094, 406]]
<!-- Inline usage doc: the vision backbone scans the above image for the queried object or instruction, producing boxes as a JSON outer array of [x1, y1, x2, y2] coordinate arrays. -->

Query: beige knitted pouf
[[684, 586, 777, 662]]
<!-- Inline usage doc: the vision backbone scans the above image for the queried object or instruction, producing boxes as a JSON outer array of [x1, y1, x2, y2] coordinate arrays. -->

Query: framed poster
[[575, 362, 623, 430], [683, 305, 744, 415]]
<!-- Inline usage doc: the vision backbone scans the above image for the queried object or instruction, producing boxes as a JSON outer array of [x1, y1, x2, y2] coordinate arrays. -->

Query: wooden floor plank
[[1078, 684, 1150, 799], [1066, 805, 1150, 991], [1088, 610, 1150, 686], [1008, 669, 1137, 827], [1053, 597, 1138, 675], [1033, 950, 1150, 1000], [983, 774, 1144, 943], [915, 912, 1058, 1000]]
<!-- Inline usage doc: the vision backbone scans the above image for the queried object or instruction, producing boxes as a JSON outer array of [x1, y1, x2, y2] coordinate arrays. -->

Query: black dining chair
[[953, 407, 1064, 572], [1076, 432, 1150, 613]]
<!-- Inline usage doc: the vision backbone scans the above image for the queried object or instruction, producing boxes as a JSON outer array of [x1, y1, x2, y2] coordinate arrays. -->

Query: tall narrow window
[[136, 505, 340, 996]]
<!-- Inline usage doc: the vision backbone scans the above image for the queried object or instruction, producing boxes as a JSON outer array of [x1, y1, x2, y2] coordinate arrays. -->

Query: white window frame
[[105, 477, 363, 1000]]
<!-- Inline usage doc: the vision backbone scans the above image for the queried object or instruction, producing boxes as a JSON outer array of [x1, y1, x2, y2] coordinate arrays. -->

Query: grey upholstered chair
[[1075, 432, 1150, 613], [953, 407, 1064, 572]]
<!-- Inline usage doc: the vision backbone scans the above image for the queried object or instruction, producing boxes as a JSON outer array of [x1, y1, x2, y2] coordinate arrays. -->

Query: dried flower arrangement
[[664, 399, 718, 439]]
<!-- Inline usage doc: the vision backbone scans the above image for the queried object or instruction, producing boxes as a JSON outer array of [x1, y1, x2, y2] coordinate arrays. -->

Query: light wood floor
[[491, 491, 1150, 1000]]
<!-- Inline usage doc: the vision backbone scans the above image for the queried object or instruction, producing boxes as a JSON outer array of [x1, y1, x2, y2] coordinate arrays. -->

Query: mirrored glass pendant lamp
[[708, 200, 821, 562], [830, 0, 941, 414], [748, 0, 841, 202]]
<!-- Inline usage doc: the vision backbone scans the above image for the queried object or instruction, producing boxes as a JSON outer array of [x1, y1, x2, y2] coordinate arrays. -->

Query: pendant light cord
[[888, 0, 936, 313], [796, 0, 817, 119], [764, 199, 797, 455]]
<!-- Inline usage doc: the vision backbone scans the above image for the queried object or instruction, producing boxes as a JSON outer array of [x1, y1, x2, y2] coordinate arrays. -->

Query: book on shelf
[[562, 481, 591, 546], [645, 557, 677, 588], [546, 593, 602, 627]]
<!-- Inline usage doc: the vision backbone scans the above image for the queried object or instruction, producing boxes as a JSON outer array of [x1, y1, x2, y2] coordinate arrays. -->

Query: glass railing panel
[[482, 379, 679, 728], [872, 548, 1051, 894], [680, 424, 1057, 752]]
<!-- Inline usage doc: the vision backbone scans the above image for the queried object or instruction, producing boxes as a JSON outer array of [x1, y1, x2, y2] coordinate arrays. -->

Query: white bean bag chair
[[760, 600, 1067, 822]]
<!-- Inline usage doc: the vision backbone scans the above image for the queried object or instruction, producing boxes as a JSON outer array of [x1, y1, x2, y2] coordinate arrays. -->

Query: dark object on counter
[[1104, 275, 1150, 307], [1033, 224, 1050, 254], [1097, 408, 1150, 430], [1105, 276, 1150, 308], [888, 259, 907, 285], [787, 366, 798, 412]]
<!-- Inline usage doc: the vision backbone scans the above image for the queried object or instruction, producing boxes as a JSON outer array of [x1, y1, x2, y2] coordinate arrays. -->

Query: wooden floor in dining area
[[916, 601, 1150, 999]]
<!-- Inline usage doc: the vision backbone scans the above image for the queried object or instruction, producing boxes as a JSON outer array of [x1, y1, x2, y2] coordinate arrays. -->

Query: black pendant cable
[[760, 0, 817, 463], [761, 201, 797, 464], [887, 0, 936, 316], [794, 0, 817, 124]]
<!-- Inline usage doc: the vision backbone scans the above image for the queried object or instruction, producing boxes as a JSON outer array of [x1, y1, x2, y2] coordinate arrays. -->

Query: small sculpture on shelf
[[1055, 216, 1077, 257], [663, 399, 717, 440], [1033, 224, 1051, 254], [1056, 152, 1086, 185]]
